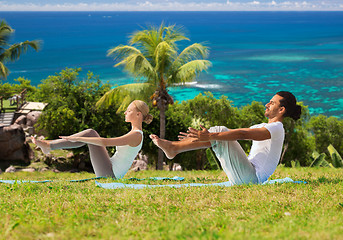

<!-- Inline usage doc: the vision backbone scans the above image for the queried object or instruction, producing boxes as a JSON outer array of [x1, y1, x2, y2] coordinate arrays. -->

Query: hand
[[186, 125, 211, 142], [178, 131, 189, 141]]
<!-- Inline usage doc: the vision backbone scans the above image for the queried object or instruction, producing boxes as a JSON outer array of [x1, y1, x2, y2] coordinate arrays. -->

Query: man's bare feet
[[31, 136, 51, 155], [149, 134, 177, 159]]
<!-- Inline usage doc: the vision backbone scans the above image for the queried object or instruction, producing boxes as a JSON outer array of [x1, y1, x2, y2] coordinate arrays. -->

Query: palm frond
[[130, 29, 160, 57], [120, 53, 157, 80], [176, 43, 210, 65], [96, 83, 156, 112], [4, 40, 41, 62], [0, 61, 9, 79], [163, 25, 189, 43], [154, 41, 177, 72], [172, 59, 212, 84], [107, 45, 141, 61], [0, 21, 13, 44]]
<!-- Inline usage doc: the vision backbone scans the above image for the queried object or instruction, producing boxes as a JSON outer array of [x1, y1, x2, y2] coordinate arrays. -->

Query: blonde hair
[[132, 100, 153, 124]]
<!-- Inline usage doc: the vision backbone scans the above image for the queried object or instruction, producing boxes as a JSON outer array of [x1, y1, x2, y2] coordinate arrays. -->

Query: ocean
[[1, 11, 343, 117]]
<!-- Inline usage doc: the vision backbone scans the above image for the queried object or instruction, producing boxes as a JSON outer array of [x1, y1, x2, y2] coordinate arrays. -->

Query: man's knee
[[209, 126, 229, 133]]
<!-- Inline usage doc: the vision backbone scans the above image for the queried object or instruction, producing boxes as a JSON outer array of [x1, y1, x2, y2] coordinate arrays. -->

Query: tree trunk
[[280, 142, 288, 163], [157, 106, 166, 170]]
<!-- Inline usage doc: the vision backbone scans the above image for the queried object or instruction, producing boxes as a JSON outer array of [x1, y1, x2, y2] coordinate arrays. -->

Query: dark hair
[[276, 91, 302, 120]]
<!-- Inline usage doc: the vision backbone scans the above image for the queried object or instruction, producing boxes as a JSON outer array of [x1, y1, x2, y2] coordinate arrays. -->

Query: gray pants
[[209, 126, 258, 185], [49, 129, 115, 178]]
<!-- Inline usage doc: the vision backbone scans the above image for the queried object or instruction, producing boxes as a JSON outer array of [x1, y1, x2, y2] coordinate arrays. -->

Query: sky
[[0, 0, 342, 11]]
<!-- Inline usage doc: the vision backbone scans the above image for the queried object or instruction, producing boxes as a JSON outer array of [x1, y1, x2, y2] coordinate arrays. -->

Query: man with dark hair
[[150, 91, 301, 185]]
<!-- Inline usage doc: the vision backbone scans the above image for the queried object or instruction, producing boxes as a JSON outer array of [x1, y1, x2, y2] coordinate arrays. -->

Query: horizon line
[[1, 10, 343, 12], [1, 1, 342, 12]]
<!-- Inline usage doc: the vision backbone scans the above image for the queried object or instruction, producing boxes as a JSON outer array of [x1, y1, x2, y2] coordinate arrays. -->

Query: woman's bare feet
[[149, 134, 177, 159], [31, 136, 51, 155]]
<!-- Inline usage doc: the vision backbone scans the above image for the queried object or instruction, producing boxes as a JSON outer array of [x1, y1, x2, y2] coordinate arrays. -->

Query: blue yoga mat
[[95, 177, 306, 189], [0, 176, 184, 184]]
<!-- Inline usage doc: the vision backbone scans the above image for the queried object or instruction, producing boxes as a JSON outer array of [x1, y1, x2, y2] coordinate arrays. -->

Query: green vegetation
[[310, 144, 343, 168], [33, 68, 122, 140], [98, 23, 211, 170], [1, 67, 343, 169], [0, 20, 41, 79], [0, 168, 342, 239]]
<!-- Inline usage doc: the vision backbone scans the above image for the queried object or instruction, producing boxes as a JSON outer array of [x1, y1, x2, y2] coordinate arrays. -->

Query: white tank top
[[110, 130, 143, 179]]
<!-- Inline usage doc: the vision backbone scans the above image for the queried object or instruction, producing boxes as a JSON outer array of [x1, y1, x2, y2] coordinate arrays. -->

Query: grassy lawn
[[1, 99, 17, 112], [0, 167, 342, 240]]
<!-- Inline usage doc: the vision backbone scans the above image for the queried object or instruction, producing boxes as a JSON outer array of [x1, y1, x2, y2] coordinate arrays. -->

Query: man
[[150, 91, 301, 185]]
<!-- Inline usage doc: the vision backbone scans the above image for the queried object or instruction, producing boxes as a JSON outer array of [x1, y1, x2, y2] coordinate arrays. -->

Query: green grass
[[1, 99, 17, 112], [0, 167, 342, 240]]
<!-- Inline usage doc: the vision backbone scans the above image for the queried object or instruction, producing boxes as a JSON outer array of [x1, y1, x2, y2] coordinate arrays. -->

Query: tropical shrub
[[35, 68, 126, 140], [0, 77, 37, 100], [308, 115, 343, 157]]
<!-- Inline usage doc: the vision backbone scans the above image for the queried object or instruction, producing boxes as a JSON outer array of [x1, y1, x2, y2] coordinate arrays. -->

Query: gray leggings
[[49, 129, 115, 178]]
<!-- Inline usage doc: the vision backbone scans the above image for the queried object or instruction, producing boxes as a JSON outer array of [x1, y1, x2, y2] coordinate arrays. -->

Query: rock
[[163, 162, 169, 171], [40, 167, 49, 172], [137, 153, 148, 163], [21, 168, 36, 172], [26, 111, 42, 128], [0, 124, 32, 163], [172, 163, 182, 171], [14, 115, 27, 126], [130, 159, 148, 171], [5, 165, 17, 173]]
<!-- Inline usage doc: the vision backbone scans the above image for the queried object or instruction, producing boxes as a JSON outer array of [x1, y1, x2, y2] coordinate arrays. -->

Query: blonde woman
[[32, 100, 153, 179]]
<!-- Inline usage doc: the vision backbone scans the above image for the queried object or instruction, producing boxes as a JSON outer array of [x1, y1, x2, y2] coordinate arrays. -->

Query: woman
[[32, 100, 153, 179]]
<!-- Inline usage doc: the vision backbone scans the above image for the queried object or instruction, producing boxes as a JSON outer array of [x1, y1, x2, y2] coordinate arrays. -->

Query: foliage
[[311, 144, 343, 168], [2, 71, 342, 169], [0, 20, 41, 79], [328, 144, 343, 168], [0, 77, 37, 100], [236, 100, 267, 152], [309, 114, 343, 157], [96, 83, 156, 113], [205, 148, 221, 170], [99, 23, 212, 169], [280, 103, 315, 167], [35, 68, 126, 141], [179, 92, 240, 129], [310, 151, 332, 168]]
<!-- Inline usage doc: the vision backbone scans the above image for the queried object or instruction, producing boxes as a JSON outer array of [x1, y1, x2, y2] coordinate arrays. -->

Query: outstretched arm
[[185, 125, 271, 142], [60, 131, 142, 147]]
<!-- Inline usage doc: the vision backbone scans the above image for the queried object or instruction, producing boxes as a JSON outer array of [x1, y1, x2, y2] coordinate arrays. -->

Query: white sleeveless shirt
[[110, 130, 143, 179]]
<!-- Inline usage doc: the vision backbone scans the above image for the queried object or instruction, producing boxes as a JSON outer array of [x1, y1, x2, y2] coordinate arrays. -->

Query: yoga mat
[[0, 176, 184, 184], [95, 177, 306, 189]]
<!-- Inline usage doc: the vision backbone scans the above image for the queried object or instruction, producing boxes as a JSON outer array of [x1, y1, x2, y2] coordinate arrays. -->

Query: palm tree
[[0, 20, 41, 79], [97, 23, 211, 169]]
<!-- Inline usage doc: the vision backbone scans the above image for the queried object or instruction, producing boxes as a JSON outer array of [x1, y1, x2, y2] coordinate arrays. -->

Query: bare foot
[[149, 134, 177, 159], [31, 136, 51, 155]]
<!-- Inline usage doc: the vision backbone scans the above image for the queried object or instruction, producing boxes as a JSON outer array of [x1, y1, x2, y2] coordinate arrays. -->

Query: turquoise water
[[1, 11, 343, 117]]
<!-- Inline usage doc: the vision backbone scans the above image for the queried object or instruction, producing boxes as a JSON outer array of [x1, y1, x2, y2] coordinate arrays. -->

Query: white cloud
[[0, 0, 342, 11]]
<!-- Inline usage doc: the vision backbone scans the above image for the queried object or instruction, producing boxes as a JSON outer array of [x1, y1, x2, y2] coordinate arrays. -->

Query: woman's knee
[[83, 128, 100, 137]]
